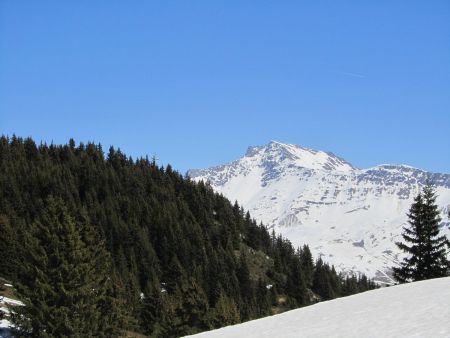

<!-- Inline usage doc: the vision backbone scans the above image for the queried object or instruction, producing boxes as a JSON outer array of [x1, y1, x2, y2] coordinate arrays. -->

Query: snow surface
[[0, 321, 13, 338], [0, 297, 22, 307], [189, 141, 450, 283], [0, 297, 23, 338], [188, 277, 450, 338]]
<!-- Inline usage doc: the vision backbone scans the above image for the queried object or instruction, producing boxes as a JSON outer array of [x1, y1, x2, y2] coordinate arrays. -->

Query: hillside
[[189, 141, 450, 283], [188, 277, 450, 338], [0, 136, 375, 337]]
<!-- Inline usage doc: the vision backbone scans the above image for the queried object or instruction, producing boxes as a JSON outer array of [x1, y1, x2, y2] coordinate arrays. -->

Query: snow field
[[188, 277, 450, 338]]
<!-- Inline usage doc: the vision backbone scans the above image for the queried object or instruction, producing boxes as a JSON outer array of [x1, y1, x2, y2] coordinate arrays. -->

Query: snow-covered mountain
[[188, 277, 450, 338], [188, 141, 450, 283]]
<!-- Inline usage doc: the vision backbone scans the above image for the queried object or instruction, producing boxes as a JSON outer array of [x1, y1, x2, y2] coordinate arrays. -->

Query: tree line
[[0, 136, 376, 337]]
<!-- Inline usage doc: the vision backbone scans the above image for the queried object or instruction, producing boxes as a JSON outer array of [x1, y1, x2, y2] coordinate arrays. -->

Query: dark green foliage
[[0, 136, 376, 337], [139, 277, 173, 338], [340, 273, 376, 296], [254, 279, 271, 317], [236, 252, 256, 320], [10, 197, 124, 337], [210, 288, 240, 328], [286, 250, 307, 306], [312, 258, 336, 300], [393, 184, 449, 283], [169, 278, 210, 336], [0, 215, 18, 280], [299, 245, 314, 288]]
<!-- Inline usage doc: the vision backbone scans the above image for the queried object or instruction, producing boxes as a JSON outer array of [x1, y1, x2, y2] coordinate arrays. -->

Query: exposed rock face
[[189, 141, 450, 284]]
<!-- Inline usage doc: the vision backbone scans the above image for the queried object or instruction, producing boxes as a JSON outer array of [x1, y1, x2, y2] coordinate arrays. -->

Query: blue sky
[[1, 1, 449, 174]]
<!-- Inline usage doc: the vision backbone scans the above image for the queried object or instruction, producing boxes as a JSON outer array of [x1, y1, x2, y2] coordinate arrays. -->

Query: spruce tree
[[0, 215, 18, 280], [393, 185, 449, 283], [286, 255, 307, 306], [299, 245, 314, 288], [166, 278, 210, 337], [140, 281, 170, 337], [210, 288, 240, 328], [10, 197, 124, 337], [312, 258, 336, 300]]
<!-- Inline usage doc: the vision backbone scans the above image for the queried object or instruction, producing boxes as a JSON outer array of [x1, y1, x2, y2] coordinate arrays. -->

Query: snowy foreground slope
[[188, 277, 450, 338], [189, 141, 450, 283]]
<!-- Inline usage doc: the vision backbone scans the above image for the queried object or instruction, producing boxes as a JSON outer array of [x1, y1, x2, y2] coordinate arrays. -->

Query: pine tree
[[236, 252, 257, 320], [10, 197, 124, 337], [312, 258, 335, 300], [299, 245, 314, 288], [210, 288, 240, 328], [393, 185, 449, 283], [140, 280, 169, 337], [254, 279, 271, 316], [167, 278, 210, 336], [421, 185, 450, 277], [286, 254, 307, 306], [0, 215, 18, 280]]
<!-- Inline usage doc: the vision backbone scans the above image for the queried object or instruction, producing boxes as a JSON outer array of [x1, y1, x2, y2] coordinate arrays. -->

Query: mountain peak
[[251, 141, 356, 172], [189, 141, 356, 188], [188, 142, 450, 283]]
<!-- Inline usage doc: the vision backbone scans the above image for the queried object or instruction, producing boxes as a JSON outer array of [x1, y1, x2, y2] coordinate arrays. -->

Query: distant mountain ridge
[[188, 141, 450, 283]]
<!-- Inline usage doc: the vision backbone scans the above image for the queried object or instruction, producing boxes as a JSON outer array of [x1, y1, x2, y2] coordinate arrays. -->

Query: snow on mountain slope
[[188, 141, 450, 283], [188, 277, 450, 338]]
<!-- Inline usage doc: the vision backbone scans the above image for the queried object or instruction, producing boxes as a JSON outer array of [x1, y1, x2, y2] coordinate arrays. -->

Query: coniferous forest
[[0, 136, 376, 337]]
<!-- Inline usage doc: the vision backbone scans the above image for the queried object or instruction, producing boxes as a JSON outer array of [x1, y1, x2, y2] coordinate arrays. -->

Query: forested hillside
[[0, 136, 375, 337]]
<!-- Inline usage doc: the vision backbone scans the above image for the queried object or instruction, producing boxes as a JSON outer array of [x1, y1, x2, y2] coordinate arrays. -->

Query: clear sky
[[1, 1, 449, 174]]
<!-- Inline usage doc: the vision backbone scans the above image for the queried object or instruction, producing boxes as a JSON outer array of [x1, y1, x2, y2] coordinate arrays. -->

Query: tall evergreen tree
[[0, 215, 18, 280], [286, 254, 307, 306], [166, 278, 210, 337], [393, 185, 449, 283], [10, 197, 124, 337], [210, 288, 240, 328], [299, 245, 314, 288], [312, 258, 335, 300]]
